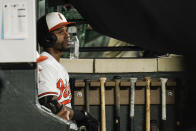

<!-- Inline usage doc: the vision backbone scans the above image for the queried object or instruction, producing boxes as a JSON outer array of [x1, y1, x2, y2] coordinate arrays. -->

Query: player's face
[[52, 26, 70, 51]]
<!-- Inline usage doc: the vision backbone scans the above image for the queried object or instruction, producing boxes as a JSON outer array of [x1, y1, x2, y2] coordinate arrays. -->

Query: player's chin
[[60, 46, 69, 52]]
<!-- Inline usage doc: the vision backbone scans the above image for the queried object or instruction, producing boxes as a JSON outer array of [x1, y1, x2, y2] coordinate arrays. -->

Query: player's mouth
[[64, 39, 70, 47]]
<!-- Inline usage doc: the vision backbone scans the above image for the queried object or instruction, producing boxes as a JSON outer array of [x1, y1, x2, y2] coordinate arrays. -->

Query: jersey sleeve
[[38, 64, 58, 99]]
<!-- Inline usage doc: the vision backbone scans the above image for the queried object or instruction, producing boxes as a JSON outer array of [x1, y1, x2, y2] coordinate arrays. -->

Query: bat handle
[[160, 78, 168, 120], [84, 79, 90, 112], [145, 77, 151, 131], [99, 77, 107, 131]]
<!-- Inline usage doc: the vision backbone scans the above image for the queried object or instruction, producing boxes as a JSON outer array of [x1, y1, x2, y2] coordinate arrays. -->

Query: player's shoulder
[[39, 52, 58, 69], [38, 56, 51, 66], [39, 59, 59, 76]]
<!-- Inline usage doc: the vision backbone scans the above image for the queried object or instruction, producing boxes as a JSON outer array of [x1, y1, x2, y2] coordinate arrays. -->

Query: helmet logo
[[58, 13, 63, 20]]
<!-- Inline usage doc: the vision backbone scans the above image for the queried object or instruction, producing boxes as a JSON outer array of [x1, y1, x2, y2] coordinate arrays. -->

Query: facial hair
[[53, 40, 69, 52]]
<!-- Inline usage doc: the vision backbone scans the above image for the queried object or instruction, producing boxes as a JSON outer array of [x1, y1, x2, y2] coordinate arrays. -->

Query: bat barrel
[[84, 79, 90, 112], [145, 77, 151, 131], [130, 78, 137, 118], [113, 76, 121, 131], [130, 78, 137, 131], [160, 78, 168, 120], [99, 77, 107, 131]]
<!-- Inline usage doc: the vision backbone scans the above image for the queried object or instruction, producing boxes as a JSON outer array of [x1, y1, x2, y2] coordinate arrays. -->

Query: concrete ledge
[[158, 56, 185, 72], [60, 57, 185, 73], [60, 59, 93, 73], [95, 59, 157, 73]]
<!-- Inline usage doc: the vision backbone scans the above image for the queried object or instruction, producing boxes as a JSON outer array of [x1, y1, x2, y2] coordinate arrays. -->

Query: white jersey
[[38, 51, 72, 108]]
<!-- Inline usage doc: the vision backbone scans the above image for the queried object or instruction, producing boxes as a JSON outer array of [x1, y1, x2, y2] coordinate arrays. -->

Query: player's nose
[[64, 31, 70, 39]]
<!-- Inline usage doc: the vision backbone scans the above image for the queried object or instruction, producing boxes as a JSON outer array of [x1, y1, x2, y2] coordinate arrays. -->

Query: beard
[[53, 40, 69, 52]]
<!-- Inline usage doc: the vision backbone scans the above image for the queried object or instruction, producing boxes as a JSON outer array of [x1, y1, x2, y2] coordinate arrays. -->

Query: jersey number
[[56, 79, 71, 100]]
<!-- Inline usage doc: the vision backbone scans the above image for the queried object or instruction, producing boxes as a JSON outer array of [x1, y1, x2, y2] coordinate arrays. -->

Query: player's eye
[[57, 30, 64, 34], [57, 28, 67, 35]]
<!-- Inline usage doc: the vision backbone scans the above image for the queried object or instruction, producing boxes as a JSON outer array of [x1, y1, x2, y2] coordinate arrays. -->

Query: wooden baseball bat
[[145, 77, 151, 131], [113, 76, 121, 131], [130, 78, 137, 131], [99, 77, 107, 131], [160, 78, 168, 120], [160, 78, 168, 131], [84, 79, 90, 112]]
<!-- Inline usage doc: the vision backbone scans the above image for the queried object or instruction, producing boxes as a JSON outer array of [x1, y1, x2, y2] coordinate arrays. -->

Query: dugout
[[0, 0, 195, 131]]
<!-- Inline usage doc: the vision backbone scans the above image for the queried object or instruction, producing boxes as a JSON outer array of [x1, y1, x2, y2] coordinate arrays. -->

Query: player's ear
[[44, 32, 57, 47]]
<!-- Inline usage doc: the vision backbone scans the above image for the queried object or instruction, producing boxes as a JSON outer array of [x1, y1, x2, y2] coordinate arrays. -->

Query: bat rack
[[72, 79, 176, 105]]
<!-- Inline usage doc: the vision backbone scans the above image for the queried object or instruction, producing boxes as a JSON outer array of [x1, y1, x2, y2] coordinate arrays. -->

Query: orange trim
[[37, 56, 48, 63], [49, 22, 73, 32], [38, 92, 58, 97], [61, 99, 71, 105]]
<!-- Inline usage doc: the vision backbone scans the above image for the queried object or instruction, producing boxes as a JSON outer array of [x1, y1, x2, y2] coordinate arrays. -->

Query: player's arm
[[39, 95, 74, 120], [39, 95, 63, 114], [58, 106, 99, 131], [39, 96, 98, 130]]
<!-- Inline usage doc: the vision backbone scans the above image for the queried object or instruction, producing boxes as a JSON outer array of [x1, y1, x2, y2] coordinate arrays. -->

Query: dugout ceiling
[[69, 0, 196, 55]]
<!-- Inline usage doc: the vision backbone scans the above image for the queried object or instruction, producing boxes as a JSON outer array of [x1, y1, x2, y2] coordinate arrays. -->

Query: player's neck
[[45, 48, 62, 62]]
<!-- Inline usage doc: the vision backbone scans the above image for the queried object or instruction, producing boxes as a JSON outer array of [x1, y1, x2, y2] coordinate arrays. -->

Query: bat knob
[[145, 77, 151, 81], [160, 78, 168, 83], [115, 119, 119, 123], [84, 79, 91, 83], [130, 78, 137, 83], [113, 76, 121, 80], [99, 77, 107, 82]]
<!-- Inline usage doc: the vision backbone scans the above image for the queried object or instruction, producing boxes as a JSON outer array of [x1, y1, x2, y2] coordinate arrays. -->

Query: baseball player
[[37, 12, 98, 130]]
